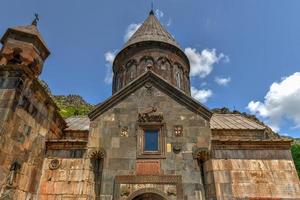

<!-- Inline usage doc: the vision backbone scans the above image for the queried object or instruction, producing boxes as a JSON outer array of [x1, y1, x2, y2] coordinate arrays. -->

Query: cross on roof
[[32, 13, 39, 26]]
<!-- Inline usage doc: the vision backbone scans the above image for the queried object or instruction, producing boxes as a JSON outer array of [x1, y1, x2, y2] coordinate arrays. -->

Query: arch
[[127, 188, 169, 200], [139, 56, 155, 72], [157, 57, 171, 70], [173, 62, 184, 89], [125, 59, 138, 81]]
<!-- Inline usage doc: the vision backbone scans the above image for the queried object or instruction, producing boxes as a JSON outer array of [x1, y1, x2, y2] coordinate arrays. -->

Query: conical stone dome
[[113, 11, 190, 95], [124, 11, 180, 49]]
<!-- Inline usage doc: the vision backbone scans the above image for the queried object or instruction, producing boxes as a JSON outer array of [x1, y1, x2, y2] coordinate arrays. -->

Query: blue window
[[144, 129, 159, 152]]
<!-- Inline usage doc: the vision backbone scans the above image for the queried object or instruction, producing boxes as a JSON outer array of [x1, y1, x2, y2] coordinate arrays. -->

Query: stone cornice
[[212, 139, 292, 150], [89, 71, 212, 121], [46, 139, 88, 150]]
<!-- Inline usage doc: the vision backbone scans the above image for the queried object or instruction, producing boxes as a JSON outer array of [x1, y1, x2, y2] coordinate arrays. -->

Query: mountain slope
[[39, 80, 93, 118]]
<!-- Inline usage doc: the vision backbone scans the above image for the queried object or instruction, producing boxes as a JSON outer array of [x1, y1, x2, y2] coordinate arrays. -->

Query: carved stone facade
[[0, 11, 299, 200]]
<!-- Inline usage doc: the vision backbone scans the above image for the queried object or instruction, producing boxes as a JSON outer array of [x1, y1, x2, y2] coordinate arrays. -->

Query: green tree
[[291, 144, 300, 178]]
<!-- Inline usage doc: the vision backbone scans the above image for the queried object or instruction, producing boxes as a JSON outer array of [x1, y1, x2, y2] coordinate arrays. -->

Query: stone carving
[[144, 81, 153, 96], [49, 159, 61, 170], [172, 143, 182, 154], [120, 185, 131, 197], [174, 125, 183, 137], [167, 186, 177, 196], [89, 148, 106, 159], [120, 126, 129, 137], [138, 106, 163, 123], [192, 147, 209, 161]]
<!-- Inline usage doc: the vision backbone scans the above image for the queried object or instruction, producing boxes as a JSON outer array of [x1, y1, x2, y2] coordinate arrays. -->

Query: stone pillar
[[89, 148, 106, 200], [193, 147, 210, 200]]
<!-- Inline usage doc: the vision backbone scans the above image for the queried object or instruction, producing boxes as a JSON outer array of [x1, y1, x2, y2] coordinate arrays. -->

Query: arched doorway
[[127, 188, 169, 200], [132, 193, 165, 200]]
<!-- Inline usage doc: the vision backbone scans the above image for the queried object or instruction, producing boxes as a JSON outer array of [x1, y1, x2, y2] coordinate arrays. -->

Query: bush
[[291, 144, 300, 178]]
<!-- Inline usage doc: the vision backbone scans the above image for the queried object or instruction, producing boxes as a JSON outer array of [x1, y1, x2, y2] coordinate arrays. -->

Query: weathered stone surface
[[0, 11, 299, 200]]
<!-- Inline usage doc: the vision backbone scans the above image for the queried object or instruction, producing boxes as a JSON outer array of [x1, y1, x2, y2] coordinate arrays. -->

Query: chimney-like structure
[[0, 19, 50, 77]]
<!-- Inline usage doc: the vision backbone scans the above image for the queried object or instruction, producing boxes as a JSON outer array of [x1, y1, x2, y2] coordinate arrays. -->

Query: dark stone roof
[[65, 116, 90, 131], [67, 113, 268, 132], [210, 114, 266, 130], [124, 11, 180, 49], [1, 24, 50, 57]]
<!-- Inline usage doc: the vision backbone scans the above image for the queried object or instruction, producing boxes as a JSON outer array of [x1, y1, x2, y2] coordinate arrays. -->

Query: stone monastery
[[0, 10, 299, 200]]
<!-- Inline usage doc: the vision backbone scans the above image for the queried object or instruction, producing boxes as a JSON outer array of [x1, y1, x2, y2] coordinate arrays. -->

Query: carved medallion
[[120, 126, 129, 137], [49, 159, 61, 170], [89, 148, 106, 159], [174, 125, 183, 137]]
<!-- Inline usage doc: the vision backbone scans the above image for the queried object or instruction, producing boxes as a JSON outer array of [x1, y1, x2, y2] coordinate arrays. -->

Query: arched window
[[176, 72, 181, 89], [117, 72, 123, 90], [140, 57, 154, 72], [126, 60, 137, 82], [174, 64, 183, 89]]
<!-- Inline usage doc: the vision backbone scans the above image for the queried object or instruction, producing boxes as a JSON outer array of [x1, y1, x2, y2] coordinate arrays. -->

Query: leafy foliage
[[39, 80, 93, 118], [53, 95, 93, 118], [291, 144, 300, 178]]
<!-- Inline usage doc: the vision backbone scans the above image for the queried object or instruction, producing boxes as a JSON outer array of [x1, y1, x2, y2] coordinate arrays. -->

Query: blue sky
[[1, 0, 300, 137]]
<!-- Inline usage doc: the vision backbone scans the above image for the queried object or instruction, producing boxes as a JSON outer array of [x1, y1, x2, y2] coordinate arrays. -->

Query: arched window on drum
[[126, 60, 137, 83], [157, 57, 171, 80], [174, 63, 183, 89], [116, 70, 123, 90], [140, 56, 154, 72]]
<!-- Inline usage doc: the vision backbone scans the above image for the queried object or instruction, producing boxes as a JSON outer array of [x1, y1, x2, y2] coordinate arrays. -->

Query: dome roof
[[124, 10, 180, 49]]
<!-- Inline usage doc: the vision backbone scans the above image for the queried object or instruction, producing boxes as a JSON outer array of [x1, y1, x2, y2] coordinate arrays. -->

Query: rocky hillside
[[54, 95, 93, 118], [39, 80, 94, 118]]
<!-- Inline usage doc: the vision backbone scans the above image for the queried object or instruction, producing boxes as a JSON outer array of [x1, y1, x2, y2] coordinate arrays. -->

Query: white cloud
[[124, 23, 142, 42], [247, 72, 300, 132], [155, 9, 164, 19], [191, 86, 213, 103], [201, 82, 207, 87], [104, 50, 117, 84], [215, 76, 231, 86], [184, 48, 229, 78], [166, 18, 172, 27]]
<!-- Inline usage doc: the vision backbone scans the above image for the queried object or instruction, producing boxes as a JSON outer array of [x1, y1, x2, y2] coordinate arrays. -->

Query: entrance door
[[132, 193, 166, 200]]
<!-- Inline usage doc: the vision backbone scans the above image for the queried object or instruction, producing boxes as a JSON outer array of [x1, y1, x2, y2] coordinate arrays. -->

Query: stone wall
[[205, 148, 300, 200], [38, 158, 95, 200], [0, 67, 65, 199], [90, 84, 211, 199]]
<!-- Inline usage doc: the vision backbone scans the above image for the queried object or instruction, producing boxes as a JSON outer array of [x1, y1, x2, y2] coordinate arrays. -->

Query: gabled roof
[[124, 11, 180, 49], [210, 114, 265, 130], [89, 71, 212, 121], [65, 116, 90, 131], [1, 24, 50, 57]]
